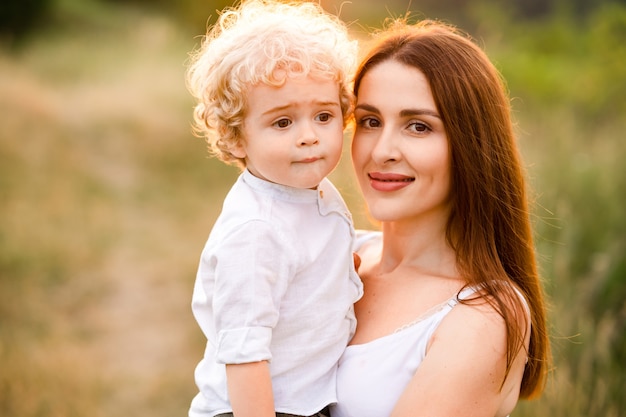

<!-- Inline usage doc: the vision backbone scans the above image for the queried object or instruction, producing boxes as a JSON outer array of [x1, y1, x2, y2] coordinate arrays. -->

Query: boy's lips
[[368, 172, 415, 192], [297, 156, 321, 163]]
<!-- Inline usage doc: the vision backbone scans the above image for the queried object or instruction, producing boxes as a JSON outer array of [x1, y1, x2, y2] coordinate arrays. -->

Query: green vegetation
[[488, 5, 626, 416], [1, 1, 624, 416]]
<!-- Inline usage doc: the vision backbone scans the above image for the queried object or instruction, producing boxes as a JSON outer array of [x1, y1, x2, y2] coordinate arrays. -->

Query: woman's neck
[[378, 216, 458, 279]]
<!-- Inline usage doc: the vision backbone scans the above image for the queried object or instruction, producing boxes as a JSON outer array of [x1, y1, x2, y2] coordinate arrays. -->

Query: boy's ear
[[230, 142, 247, 159]]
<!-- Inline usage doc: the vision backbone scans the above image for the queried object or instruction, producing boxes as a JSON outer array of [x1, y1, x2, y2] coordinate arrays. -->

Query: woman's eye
[[358, 117, 381, 129], [274, 119, 292, 128], [408, 121, 430, 134], [315, 112, 332, 122]]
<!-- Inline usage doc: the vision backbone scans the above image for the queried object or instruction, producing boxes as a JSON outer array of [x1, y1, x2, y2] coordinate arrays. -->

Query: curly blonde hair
[[186, 0, 357, 167]]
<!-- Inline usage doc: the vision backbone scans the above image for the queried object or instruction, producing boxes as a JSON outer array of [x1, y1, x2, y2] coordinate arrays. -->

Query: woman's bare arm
[[390, 302, 528, 417]]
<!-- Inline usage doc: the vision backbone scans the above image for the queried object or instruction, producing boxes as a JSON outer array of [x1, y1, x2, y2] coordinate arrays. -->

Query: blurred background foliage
[[1, 0, 625, 416]]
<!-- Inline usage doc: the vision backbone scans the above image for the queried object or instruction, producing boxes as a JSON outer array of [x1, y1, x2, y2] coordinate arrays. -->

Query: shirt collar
[[242, 169, 318, 203], [241, 169, 351, 221]]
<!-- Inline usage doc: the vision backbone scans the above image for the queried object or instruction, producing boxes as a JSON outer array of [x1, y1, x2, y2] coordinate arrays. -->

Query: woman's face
[[352, 60, 451, 224]]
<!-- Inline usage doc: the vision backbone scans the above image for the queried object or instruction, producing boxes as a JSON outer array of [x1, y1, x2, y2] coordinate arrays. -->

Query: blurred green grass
[[1, 1, 625, 416]]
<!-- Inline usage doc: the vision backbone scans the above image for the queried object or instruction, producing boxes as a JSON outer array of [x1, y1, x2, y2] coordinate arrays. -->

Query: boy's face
[[232, 75, 344, 189]]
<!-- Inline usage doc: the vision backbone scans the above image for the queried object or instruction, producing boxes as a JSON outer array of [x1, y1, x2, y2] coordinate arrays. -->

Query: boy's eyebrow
[[355, 103, 441, 119], [262, 100, 341, 116]]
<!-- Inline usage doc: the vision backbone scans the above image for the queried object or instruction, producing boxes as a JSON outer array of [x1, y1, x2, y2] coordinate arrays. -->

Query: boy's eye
[[274, 118, 292, 128], [315, 112, 332, 122]]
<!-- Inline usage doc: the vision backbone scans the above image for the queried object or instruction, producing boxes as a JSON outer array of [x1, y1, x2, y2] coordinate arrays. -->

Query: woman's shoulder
[[455, 282, 531, 331], [431, 283, 528, 368], [353, 230, 382, 277], [355, 229, 382, 249], [426, 284, 529, 416]]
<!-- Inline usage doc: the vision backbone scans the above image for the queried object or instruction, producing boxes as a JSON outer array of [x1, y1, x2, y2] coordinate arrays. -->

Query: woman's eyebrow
[[354, 103, 379, 113], [399, 108, 441, 119], [355, 103, 440, 119]]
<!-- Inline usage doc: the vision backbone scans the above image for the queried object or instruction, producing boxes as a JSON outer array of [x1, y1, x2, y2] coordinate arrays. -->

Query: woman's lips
[[368, 172, 415, 192]]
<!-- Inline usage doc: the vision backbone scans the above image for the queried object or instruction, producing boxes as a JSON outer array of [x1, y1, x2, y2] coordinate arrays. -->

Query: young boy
[[185, 1, 362, 416]]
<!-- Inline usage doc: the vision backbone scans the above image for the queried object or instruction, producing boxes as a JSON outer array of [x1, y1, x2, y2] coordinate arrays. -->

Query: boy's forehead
[[254, 73, 339, 92], [248, 67, 338, 87], [245, 75, 341, 113]]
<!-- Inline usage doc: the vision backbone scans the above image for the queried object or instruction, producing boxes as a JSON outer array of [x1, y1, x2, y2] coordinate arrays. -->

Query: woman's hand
[[353, 252, 361, 272]]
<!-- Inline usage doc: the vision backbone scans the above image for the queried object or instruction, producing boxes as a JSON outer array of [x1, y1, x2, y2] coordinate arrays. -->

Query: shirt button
[[319, 190, 324, 198]]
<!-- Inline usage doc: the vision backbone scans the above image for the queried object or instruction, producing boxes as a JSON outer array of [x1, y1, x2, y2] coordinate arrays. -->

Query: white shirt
[[190, 170, 363, 417]]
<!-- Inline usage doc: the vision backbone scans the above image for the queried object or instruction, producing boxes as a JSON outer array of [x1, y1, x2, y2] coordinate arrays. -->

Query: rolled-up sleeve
[[216, 326, 272, 363], [210, 220, 294, 364]]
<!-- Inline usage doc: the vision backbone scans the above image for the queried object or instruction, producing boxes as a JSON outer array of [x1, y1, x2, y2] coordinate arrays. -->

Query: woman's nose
[[371, 128, 401, 164]]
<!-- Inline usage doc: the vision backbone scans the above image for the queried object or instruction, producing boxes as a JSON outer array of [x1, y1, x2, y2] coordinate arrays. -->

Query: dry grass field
[[1, 1, 625, 416]]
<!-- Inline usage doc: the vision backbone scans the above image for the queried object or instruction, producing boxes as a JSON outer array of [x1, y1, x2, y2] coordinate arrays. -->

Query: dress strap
[[457, 286, 480, 300], [446, 285, 483, 308], [393, 298, 452, 333], [451, 283, 531, 323]]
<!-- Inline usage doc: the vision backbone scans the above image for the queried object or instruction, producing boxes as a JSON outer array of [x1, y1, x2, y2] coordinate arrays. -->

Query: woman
[[332, 20, 550, 417]]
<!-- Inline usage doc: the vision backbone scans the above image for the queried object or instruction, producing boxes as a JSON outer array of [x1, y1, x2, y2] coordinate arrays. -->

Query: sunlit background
[[1, 0, 625, 416]]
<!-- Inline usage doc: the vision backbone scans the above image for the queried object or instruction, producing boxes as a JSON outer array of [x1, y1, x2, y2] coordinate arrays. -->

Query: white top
[[189, 170, 363, 417], [331, 286, 478, 417]]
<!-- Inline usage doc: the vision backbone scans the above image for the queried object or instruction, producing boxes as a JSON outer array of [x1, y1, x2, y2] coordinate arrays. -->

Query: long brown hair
[[354, 19, 550, 398]]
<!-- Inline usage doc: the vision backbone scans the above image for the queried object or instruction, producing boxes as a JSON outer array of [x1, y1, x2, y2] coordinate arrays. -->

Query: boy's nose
[[299, 123, 319, 146], [299, 135, 319, 146]]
